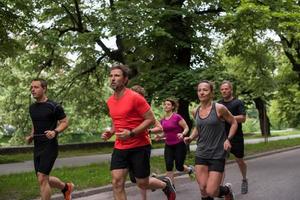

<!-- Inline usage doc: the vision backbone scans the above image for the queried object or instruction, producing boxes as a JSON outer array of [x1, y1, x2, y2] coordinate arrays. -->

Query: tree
[[218, 0, 300, 81], [2, 0, 299, 144]]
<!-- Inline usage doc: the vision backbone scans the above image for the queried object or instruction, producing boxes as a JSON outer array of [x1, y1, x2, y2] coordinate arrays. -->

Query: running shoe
[[241, 179, 248, 194], [188, 165, 195, 180], [224, 183, 235, 200], [162, 177, 176, 200], [63, 182, 74, 200]]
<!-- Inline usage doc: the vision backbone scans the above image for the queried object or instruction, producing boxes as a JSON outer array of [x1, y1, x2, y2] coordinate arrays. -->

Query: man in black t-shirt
[[25, 78, 73, 200], [219, 80, 248, 195]]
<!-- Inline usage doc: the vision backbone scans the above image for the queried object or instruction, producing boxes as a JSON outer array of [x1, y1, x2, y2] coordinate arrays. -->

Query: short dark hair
[[220, 80, 233, 89], [109, 64, 130, 78], [32, 78, 47, 90]]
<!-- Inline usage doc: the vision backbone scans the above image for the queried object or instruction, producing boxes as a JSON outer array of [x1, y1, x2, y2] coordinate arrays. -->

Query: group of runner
[[26, 64, 248, 200]]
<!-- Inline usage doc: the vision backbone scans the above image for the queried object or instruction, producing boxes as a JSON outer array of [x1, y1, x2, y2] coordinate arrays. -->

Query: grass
[[0, 142, 165, 164], [1, 137, 300, 200], [0, 147, 113, 164], [244, 128, 300, 139]]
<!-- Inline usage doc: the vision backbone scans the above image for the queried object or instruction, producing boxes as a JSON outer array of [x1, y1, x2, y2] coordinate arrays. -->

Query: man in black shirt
[[219, 80, 248, 195], [26, 78, 73, 200]]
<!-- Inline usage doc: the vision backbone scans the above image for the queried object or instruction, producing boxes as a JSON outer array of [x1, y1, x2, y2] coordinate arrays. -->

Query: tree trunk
[[177, 99, 192, 152], [253, 97, 271, 136]]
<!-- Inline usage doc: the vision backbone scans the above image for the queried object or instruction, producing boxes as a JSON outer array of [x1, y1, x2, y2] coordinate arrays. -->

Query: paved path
[[1, 134, 300, 175], [72, 148, 300, 200]]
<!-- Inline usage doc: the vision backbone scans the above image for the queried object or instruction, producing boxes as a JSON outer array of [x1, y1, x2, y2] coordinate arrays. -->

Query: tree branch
[[74, 0, 84, 31], [60, 3, 77, 27], [194, 7, 224, 15]]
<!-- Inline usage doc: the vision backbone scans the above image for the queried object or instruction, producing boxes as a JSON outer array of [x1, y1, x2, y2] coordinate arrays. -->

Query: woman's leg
[[195, 165, 209, 198]]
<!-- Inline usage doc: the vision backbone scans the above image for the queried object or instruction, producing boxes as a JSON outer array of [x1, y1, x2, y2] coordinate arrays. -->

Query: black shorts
[[34, 144, 58, 175], [195, 157, 225, 172], [230, 139, 244, 158], [111, 145, 151, 179], [164, 142, 187, 172]]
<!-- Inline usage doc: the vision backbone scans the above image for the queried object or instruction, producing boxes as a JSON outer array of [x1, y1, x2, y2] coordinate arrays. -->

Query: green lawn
[[1, 138, 300, 200], [0, 143, 165, 164], [244, 128, 300, 139]]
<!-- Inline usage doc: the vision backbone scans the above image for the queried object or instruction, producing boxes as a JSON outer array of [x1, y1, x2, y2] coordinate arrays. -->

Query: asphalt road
[[74, 148, 300, 200]]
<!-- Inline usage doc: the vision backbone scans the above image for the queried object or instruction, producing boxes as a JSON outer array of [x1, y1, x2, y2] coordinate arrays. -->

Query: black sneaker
[[241, 179, 248, 194], [224, 183, 235, 200], [188, 165, 195, 180], [162, 177, 176, 200]]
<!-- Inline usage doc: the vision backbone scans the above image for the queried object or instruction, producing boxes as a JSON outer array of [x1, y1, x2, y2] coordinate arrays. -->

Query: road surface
[[74, 148, 300, 200]]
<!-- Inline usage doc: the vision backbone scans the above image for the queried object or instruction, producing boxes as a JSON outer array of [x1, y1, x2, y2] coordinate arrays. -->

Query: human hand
[[177, 133, 184, 140], [25, 135, 33, 144], [154, 134, 161, 141], [183, 136, 192, 144], [101, 130, 114, 141], [44, 130, 56, 139], [115, 128, 131, 140], [224, 139, 232, 151]]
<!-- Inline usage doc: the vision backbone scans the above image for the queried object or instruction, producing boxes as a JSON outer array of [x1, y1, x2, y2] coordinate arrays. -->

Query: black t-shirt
[[29, 100, 66, 149], [218, 98, 246, 142]]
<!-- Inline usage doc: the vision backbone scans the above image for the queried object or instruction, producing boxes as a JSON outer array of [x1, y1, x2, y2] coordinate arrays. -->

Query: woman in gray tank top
[[184, 81, 237, 200]]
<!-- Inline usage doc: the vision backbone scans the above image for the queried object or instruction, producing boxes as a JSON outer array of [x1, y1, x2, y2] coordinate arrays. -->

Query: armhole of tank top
[[214, 102, 223, 121], [194, 106, 200, 119]]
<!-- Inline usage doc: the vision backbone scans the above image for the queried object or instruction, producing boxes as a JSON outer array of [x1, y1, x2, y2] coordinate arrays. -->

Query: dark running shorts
[[195, 157, 225, 172], [229, 140, 244, 158], [111, 145, 151, 179], [34, 145, 58, 175]]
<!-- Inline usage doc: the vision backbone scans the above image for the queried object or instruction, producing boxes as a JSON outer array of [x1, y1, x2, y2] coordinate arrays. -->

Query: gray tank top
[[195, 102, 227, 159]]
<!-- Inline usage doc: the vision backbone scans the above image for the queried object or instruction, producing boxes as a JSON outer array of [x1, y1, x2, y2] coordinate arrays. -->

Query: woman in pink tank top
[[156, 98, 195, 185]]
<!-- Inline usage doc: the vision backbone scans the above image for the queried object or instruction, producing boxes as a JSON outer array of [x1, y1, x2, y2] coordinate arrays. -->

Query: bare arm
[[234, 115, 246, 123], [149, 120, 163, 133], [177, 118, 189, 140], [45, 117, 69, 139], [116, 109, 155, 140], [184, 127, 198, 144], [55, 117, 69, 133], [25, 126, 34, 144], [178, 118, 189, 136], [132, 109, 155, 135]]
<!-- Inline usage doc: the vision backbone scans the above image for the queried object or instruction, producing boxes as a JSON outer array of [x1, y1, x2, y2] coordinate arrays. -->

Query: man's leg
[[236, 158, 247, 180], [111, 168, 128, 200], [37, 172, 51, 200], [49, 176, 74, 200], [236, 157, 248, 194], [49, 176, 65, 189]]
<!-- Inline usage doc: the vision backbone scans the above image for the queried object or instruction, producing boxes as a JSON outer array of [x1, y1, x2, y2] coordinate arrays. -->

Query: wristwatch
[[53, 129, 59, 136], [129, 131, 135, 137]]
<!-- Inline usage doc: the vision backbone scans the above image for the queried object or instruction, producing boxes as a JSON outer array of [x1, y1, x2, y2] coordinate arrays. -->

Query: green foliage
[[273, 57, 300, 128], [1, 0, 300, 146], [243, 118, 260, 133]]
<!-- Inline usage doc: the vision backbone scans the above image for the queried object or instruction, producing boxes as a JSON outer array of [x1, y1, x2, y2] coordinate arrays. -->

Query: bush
[[243, 118, 260, 133]]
